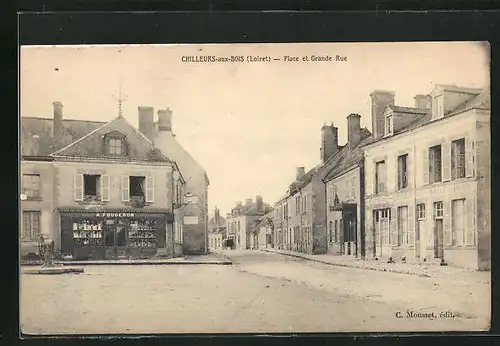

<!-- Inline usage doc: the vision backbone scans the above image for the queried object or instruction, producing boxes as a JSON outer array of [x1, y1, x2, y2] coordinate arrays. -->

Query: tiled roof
[[323, 135, 373, 182], [20, 117, 106, 156], [52, 116, 171, 162], [389, 105, 428, 115], [208, 215, 227, 227], [365, 88, 489, 147]]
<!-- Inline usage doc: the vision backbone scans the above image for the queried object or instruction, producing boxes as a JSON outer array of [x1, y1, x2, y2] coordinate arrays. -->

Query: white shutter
[[422, 149, 429, 186], [390, 208, 398, 246], [100, 175, 110, 202], [442, 142, 451, 182], [444, 201, 453, 246], [146, 175, 154, 203], [465, 136, 474, 178], [74, 174, 83, 201], [466, 197, 476, 246], [406, 153, 412, 189], [408, 205, 414, 246], [121, 175, 130, 202]]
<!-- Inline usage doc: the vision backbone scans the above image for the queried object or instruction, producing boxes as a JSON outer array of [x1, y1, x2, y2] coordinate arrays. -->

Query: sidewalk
[[262, 248, 490, 282], [21, 253, 232, 267]]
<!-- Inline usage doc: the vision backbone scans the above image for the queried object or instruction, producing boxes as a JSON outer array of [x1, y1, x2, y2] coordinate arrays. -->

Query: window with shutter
[[465, 137, 474, 178], [101, 175, 110, 201], [466, 198, 476, 246], [442, 142, 451, 182], [121, 176, 130, 202], [74, 174, 84, 201]]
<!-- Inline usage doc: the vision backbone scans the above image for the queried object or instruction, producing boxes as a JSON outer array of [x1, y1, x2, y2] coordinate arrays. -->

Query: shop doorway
[[105, 224, 128, 258]]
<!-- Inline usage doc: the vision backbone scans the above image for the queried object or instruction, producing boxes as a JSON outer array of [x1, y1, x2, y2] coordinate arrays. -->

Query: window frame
[[385, 115, 393, 136], [434, 201, 444, 219], [429, 145, 442, 184], [22, 173, 41, 200], [451, 138, 466, 180], [375, 160, 386, 194], [397, 154, 409, 190], [417, 203, 426, 220], [22, 210, 41, 241]]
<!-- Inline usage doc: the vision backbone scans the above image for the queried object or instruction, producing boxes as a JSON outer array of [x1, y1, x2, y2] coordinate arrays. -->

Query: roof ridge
[[21, 116, 107, 124]]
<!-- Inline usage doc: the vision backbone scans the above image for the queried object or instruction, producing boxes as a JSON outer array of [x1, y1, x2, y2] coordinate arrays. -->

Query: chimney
[[414, 94, 431, 109], [157, 108, 173, 132], [138, 106, 155, 140], [370, 91, 395, 139], [347, 113, 361, 149], [52, 101, 63, 147], [256, 195, 263, 213], [320, 124, 339, 163], [296, 166, 306, 180], [214, 207, 220, 225]]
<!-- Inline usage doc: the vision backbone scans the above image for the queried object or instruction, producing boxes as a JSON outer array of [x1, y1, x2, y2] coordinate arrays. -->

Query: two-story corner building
[[323, 114, 372, 259], [208, 207, 226, 252], [20, 103, 107, 257], [139, 107, 210, 255], [363, 86, 491, 270], [21, 101, 186, 260], [225, 196, 272, 250]]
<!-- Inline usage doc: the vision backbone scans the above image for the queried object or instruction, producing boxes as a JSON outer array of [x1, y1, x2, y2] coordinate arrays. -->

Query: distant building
[[251, 211, 274, 249], [208, 207, 226, 251], [363, 85, 490, 270], [139, 107, 210, 255], [20, 101, 186, 259], [226, 196, 273, 250]]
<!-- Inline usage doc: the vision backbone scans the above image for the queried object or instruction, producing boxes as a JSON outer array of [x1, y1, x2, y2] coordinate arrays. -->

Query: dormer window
[[385, 115, 393, 136], [103, 130, 127, 156], [108, 138, 122, 155], [432, 95, 444, 120]]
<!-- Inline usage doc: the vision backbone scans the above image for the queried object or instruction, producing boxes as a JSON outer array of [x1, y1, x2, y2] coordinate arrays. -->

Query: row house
[[323, 114, 372, 258], [364, 86, 491, 270], [208, 207, 226, 251], [139, 107, 210, 255], [273, 118, 371, 255], [20, 102, 186, 260], [226, 196, 272, 250]]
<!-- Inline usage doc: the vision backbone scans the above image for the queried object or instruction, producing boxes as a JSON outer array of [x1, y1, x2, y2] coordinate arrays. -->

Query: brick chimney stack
[[256, 195, 263, 213], [296, 166, 306, 180], [138, 106, 155, 140], [370, 91, 395, 139], [320, 123, 339, 163], [52, 101, 63, 147], [157, 108, 173, 132], [347, 113, 361, 149]]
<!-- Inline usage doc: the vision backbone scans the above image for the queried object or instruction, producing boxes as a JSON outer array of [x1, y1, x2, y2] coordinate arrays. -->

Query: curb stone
[[263, 249, 431, 278]]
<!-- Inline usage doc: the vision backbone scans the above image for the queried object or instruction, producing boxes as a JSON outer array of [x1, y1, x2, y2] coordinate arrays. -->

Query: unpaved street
[[20, 251, 489, 335]]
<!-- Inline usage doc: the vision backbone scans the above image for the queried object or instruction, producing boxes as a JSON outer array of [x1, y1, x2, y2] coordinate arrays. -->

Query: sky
[[20, 42, 490, 216]]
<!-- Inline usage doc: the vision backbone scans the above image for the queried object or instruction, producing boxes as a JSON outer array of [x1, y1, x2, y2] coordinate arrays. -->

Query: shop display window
[[129, 218, 157, 248], [73, 220, 104, 246]]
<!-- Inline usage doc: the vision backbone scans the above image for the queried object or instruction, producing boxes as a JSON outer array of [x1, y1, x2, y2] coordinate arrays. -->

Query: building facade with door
[[364, 85, 490, 270], [323, 114, 371, 258], [20, 101, 185, 260]]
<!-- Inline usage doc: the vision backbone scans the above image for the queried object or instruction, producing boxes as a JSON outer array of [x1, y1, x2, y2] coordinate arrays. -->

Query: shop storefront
[[59, 209, 173, 260]]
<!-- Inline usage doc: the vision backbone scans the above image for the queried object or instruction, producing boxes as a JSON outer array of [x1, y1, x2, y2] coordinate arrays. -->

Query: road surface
[[20, 250, 489, 335]]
